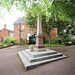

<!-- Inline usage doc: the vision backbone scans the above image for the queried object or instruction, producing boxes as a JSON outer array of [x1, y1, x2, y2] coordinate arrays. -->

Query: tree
[[25, 14, 56, 44], [0, 0, 75, 38], [25, 11, 70, 43], [51, 0, 75, 24], [42, 15, 56, 44], [55, 19, 69, 35], [0, 0, 75, 20]]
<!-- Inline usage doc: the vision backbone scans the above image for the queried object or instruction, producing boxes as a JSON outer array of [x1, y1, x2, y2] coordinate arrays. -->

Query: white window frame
[[27, 33, 31, 40], [22, 25, 24, 29]]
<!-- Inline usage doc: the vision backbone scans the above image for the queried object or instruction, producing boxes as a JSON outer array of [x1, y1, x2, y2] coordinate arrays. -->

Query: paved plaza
[[0, 45, 75, 75]]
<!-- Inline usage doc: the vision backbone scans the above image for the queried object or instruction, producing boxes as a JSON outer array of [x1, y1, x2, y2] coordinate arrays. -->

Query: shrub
[[0, 43, 3, 46], [51, 38, 63, 44], [29, 45, 34, 49], [71, 38, 75, 44], [65, 42, 70, 46], [3, 36, 11, 45], [10, 38, 16, 44], [10, 43, 13, 45], [15, 43, 20, 45], [22, 43, 25, 45], [3, 44, 8, 46], [59, 32, 72, 45], [26, 42, 29, 44], [45, 40, 49, 44], [20, 38, 25, 44]]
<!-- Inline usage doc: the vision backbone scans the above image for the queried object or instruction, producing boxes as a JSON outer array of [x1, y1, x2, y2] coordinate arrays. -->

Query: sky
[[0, 5, 25, 31]]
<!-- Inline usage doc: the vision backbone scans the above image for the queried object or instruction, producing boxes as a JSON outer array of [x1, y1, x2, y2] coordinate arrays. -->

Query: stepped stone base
[[18, 49, 67, 70]]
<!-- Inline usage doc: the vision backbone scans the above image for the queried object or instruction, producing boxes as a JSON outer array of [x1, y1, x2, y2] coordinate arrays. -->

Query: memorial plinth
[[18, 49, 67, 70], [17, 16, 67, 70], [34, 16, 46, 52]]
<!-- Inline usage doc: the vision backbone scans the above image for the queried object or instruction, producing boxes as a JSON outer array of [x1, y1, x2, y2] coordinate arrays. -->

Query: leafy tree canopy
[[0, 0, 75, 23]]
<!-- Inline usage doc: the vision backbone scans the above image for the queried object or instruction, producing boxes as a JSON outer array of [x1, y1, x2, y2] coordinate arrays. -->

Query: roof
[[13, 17, 25, 25], [0, 29, 14, 33], [6, 29, 14, 33]]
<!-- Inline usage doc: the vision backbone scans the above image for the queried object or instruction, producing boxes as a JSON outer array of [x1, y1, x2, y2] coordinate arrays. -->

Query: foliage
[[44, 44, 65, 47], [59, 32, 72, 45], [45, 40, 49, 44], [20, 38, 25, 44], [29, 45, 34, 49], [10, 43, 13, 45], [51, 38, 62, 44], [3, 44, 8, 46], [26, 42, 29, 44], [15, 43, 20, 45], [21, 43, 26, 45], [71, 38, 75, 44], [69, 25, 75, 35], [1, 0, 75, 22], [45, 38, 63, 44], [3, 36, 11, 45], [0, 43, 3, 46], [10, 38, 16, 44]]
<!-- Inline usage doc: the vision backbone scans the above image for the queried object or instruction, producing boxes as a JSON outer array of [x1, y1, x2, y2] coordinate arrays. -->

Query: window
[[22, 25, 24, 29], [27, 33, 31, 40], [16, 25, 18, 27]]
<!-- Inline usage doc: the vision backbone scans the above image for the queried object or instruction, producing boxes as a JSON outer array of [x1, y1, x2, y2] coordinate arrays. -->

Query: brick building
[[0, 24, 14, 42], [13, 18, 57, 43]]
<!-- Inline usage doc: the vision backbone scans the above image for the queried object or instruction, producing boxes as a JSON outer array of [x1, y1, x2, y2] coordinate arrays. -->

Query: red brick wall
[[14, 24, 37, 43], [14, 24, 57, 43], [0, 29, 9, 41], [0, 37, 2, 42]]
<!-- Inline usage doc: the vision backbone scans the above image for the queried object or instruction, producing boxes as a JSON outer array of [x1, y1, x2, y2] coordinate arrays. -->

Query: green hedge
[[10, 38, 16, 44]]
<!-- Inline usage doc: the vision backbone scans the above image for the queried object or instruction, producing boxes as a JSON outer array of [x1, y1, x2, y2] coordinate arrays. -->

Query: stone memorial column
[[35, 16, 46, 52]]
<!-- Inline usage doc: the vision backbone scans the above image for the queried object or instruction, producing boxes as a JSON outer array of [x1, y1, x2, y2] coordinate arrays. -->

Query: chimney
[[4, 24, 6, 29]]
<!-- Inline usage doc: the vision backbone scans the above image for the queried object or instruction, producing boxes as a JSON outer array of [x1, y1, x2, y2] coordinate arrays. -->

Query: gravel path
[[0, 45, 75, 75]]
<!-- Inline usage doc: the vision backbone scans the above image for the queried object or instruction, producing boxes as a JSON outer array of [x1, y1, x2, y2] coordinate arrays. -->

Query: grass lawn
[[44, 44, 65, 47]]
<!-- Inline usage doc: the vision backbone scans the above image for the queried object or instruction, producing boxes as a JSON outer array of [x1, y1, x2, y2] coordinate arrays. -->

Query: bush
[[15, 43, 20, 45], [10, 38, 16, 44], [65, 42, 70, 46], [3, 36, 11, 45], [20, 38, 25, 44], [3, 44, 8, 46], [20, 43, 26, 45], [29, 45, 34, 49], [0, 43, 3, 46], [59, 32, 72, 45], [71, 38, 75, 44], [51, 38, 63, 44], [26, 42, 29, 44], [10, 43, 13, 45], [45, 40, 49, 44]]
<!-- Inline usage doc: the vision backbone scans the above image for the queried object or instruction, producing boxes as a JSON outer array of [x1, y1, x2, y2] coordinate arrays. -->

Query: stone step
[[25, 49, 57, 58], [22, 50, 63, 63], [18, 51, 67, 70]]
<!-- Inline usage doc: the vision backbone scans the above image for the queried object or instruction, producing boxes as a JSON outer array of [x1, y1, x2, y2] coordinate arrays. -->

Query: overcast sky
[[0, 5, 25, 31]]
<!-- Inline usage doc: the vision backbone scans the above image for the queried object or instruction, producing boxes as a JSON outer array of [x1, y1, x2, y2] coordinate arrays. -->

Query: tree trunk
[[48, 34, 51, 44]]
